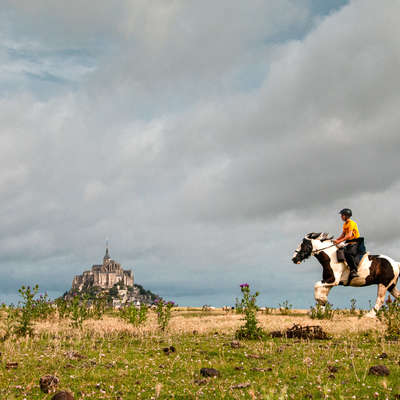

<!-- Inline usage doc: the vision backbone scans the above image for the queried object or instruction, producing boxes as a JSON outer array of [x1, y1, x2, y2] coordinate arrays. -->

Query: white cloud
[[2, 0, 399, 309]]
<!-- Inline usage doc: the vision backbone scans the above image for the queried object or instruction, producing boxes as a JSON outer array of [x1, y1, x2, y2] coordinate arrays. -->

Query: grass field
[[1, 308, 398, 399]]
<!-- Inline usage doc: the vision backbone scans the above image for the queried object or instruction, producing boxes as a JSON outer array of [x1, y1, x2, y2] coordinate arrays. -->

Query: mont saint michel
[[69, 246, 158, 305], [72, 246, 133, 291]]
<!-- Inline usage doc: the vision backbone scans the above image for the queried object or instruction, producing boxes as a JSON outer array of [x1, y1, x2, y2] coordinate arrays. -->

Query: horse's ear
[[320, 232, 332, 241], [307, 232, 321, 239]]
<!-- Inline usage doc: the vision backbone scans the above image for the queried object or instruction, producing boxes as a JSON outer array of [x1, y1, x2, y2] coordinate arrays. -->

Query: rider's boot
[[349, 268, 359, 281]]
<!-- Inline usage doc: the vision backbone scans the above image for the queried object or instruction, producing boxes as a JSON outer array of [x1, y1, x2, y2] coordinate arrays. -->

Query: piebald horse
[[292, 232, 400, 317]]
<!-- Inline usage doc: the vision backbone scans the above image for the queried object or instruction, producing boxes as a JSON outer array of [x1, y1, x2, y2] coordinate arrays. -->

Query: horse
[[292, 232, 400, 317]]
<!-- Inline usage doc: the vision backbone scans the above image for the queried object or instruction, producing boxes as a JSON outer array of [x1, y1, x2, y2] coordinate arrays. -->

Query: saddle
[[337, 248, 369, 268]]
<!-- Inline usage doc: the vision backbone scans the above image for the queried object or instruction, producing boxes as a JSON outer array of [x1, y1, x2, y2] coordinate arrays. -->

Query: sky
[[1, 0, 400, 309]]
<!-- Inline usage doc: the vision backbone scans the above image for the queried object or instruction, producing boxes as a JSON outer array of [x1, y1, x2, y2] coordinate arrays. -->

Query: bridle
[[294, 240, 338, 259]]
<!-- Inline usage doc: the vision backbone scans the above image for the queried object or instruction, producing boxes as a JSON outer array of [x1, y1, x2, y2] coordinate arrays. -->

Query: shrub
[[278, 300, 293, 315], [69, 295, 90, 329], [377, 298, 400, 340], [310, 302, 334, 320], [55, 297, 70, 319], [155, 299, 174, 332], [15, 285, 39, 336], [235, 283, 266, 340], [120, 303, 148, 326], [91, 293, 108, 320], [33, 292, 55, 320], [0, 304, 17, 341], [350, 298, 357, 315]]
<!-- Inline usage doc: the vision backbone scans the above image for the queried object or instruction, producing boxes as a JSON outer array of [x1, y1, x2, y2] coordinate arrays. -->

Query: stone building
[[72, 247, 134, 291]]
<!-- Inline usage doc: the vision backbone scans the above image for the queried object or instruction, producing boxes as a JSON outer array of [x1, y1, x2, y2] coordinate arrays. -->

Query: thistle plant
[[120, 303, 148, 326], [155, 299, 174, 332], [15, 285, 39, 336], [235, 283, 265, 340], [33, 292, 55, 320], [69, 294, 90, 329]]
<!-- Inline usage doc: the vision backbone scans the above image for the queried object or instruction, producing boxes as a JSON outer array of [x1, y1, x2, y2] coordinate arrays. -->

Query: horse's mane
[[306, 232, 333, 241]]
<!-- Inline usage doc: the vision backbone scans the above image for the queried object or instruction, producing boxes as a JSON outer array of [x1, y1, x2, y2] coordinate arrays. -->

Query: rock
[[230, 341, 241, 349], [194, 378, 208, 385], [328, 365, 338, 373], [162, 346, 176, 355], [64, 351, 85, 360], [328, 374, 336, 379], [234, 366, 244, 370], [200, 368, 220, 377], [379, 352, 388, 359], [251, 367, 272, 372], [40, 375, 60, 393], [246, 354, 264, 359], [51, 392, 74, 400], [231, 382, 251, 389], [368, 365, 390, 376], [5, 362, 18, 369]]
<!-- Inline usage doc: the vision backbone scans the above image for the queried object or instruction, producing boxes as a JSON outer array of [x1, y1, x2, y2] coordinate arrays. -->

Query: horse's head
[[292, 232, 333, 264]]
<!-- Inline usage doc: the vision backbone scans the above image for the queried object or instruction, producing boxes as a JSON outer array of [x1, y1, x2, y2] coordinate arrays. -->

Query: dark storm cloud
[[0, 0, 398, 308]]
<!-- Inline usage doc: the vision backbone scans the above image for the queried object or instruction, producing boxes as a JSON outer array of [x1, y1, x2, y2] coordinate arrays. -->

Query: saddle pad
[[359, 252, 369, 267]]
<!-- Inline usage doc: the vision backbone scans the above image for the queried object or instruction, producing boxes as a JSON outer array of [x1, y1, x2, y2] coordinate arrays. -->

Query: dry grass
[[34, 309, 385, 338]]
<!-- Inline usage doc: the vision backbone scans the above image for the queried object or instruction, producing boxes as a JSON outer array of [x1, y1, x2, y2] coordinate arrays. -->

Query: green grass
[[1, 323, 399, 399]]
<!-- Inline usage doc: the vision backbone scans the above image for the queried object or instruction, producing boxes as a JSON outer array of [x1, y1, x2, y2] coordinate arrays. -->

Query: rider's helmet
[[339, 208, 352, 217]]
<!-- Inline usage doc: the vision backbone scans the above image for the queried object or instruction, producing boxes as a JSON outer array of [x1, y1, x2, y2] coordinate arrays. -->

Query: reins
[[311, 242, 338, 255]]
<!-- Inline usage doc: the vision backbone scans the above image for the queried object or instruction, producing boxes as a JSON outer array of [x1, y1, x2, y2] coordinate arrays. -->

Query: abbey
[[72, 247, 134, 291]]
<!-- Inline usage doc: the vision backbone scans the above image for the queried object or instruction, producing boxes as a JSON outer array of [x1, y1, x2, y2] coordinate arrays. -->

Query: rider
[[333, 208, 363, 280]]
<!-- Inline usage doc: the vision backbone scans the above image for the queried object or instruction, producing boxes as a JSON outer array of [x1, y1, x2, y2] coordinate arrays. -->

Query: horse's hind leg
[[365, 284, 388, 318]]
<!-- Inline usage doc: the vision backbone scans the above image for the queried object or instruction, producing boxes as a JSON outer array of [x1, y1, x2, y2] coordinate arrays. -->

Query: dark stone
[[368, 365, 390, 376], [230, 341, 241, 348], [40, 375, 60, 393], [328, 365, 338, 373], [200, 368, 220, 377], [51, 392, 74, 400], [5, 362, 18, 369], [379, 352, 388, 359]]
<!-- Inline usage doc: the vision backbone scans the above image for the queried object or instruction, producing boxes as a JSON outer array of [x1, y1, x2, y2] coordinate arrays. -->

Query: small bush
[[350, 298, 357, 315], [235, 284, 266, 340], [69, 295, 90, 329], [278, 300, 293, 315], [155, 299, 174, 332], [120, 303, 148, 327], [310, 303, 334, 320], [15, 285, 39, 336], [377, 298, 400, 340]]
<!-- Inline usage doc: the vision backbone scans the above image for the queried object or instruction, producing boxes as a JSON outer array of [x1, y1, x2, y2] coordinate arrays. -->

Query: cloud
[[1, 0, 399, 309]]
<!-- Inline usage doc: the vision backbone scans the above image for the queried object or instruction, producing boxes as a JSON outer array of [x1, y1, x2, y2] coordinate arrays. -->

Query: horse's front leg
[[365, 283, 388, 318], [314, 281, 334, 307]]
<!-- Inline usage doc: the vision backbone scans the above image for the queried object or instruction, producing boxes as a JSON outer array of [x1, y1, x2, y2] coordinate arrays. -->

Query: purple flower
[[240, 283, 249, 288], [167, 301, 175, 306]]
